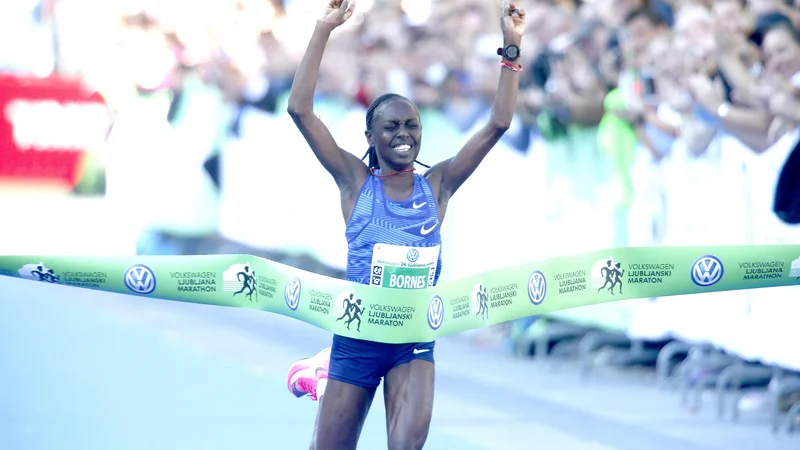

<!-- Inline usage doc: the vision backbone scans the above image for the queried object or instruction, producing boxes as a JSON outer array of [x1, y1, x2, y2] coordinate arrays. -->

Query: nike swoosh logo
[[412, 201, 427, 209], [420, 223, 437, 235], [413, 349, 430, 355]]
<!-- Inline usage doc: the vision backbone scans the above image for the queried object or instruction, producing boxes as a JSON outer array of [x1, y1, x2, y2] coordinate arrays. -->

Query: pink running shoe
[[287, 348, 331, 401]]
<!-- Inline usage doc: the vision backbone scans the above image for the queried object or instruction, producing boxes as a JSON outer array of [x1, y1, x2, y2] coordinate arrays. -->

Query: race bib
[[370, 244, 440, 289]]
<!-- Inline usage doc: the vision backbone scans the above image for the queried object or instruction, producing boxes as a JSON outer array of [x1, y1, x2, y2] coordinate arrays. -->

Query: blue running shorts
[[328, 335, 435, 389]]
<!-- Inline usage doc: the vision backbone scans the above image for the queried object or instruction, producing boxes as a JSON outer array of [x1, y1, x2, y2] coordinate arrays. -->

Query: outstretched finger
[[344, 0, 356, 20], [502, 1, 511, 16]]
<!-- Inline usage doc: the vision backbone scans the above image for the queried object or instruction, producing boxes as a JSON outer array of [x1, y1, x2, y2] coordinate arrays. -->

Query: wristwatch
[[496, 44, 521, 62]]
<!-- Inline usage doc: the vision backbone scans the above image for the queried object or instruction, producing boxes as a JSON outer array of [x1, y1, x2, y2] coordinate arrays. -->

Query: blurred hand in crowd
[[755, 72, 800, 141], [714, 24, 756, 63], [767, 85, 800, 117], [657, 38, 695, 112], [607, 93, 645, 124], [766, 92, 800, 142], [676, 4, 718, 60], [687, 72, 726, 113], [712, 0, 754, 36], [565, 46, 600, 92]]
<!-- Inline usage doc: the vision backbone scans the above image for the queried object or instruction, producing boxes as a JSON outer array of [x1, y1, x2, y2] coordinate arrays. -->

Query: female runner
[[285, 1, 526, 449]]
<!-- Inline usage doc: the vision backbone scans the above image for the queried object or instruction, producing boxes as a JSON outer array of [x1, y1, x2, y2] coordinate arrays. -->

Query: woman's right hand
[[767, 115, 798, 144], [322, 0, 357, 28]]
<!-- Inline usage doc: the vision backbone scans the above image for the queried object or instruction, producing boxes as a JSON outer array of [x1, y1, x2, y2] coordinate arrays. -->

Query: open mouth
[[392, 144, 412, 154]]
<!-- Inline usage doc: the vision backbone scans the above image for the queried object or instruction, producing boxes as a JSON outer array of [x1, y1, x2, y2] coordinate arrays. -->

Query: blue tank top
[[345, 172, 443, 289]]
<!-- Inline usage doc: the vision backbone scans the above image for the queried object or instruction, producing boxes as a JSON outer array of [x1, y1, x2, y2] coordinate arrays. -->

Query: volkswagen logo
[[527, 270, 547, 305], [691, 255, 724, 287], [406, 249, 420, 262], [124, 264, 156, 294], [284, 278, 302, 311], [427, 295, 444, 330]]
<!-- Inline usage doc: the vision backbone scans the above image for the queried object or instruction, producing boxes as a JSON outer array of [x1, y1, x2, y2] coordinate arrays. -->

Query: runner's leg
[[311, 379, 376, 450], [383, 346, 435, 450], [312, 336, 385, 449]]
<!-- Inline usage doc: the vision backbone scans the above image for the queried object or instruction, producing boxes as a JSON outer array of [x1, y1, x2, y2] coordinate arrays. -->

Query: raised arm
[[426, 1, 526, 200], [287, 0, 367, 190]]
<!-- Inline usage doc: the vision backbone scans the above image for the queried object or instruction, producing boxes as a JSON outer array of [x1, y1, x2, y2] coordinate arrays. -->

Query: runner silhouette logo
[[18, 262, 60, 284], [124, 264, 156, 294], [334, 291, 363, 332], [223, 263, 258, 302], [691, 255, 724, 287], [472, 283, 490, 320], [591, 257, 625, 295]]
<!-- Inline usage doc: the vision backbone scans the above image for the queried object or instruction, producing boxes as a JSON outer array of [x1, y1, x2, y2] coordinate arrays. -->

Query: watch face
[[506, 45, 519, 60]]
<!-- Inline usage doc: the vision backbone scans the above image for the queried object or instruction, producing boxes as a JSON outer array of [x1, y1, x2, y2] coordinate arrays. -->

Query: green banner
[[1, 246, 799, 344]]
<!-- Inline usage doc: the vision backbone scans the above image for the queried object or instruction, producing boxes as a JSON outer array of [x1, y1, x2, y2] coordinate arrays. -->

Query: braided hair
[[360, 93, 430, 170]]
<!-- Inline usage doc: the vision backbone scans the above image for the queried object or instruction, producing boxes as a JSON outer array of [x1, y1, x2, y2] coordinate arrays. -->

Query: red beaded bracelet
[[499, 60, 522, 72]]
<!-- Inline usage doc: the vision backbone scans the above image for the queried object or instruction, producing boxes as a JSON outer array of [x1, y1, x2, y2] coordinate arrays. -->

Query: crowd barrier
[[215, 98, 800, 370]]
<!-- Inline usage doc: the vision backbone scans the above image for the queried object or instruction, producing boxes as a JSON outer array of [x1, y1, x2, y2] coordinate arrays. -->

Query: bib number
[[371, 244, 439, 289]]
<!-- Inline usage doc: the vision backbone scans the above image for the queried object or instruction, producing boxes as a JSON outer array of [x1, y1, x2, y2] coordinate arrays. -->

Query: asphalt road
[[1, 276, 798, 450]]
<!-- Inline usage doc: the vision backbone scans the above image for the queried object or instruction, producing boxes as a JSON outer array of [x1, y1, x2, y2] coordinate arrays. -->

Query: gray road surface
[[1, 277, 798, 450]]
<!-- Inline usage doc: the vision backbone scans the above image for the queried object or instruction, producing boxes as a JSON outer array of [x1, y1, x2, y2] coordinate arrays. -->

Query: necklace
[[370, 167, 415, 179]]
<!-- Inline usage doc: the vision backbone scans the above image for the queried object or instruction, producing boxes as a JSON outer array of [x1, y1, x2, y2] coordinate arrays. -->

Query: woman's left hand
[[500, 1, 526, 41], [767, 115, 798, 144], [687, 74, 725, 114], [768, 90, 800, 120]]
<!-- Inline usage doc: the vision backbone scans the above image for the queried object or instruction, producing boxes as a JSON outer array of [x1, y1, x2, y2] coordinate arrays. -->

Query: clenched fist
[[321, 0, 356, 28], [501, 1, 526, 39]]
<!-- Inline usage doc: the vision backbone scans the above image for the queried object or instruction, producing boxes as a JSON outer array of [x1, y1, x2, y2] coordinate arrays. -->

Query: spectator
[[762, 21, 800, 140]]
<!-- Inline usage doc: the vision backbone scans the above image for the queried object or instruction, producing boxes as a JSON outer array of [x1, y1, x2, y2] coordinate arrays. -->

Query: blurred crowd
[[5, 0, 798, 216], [3, 0, 800, 240]]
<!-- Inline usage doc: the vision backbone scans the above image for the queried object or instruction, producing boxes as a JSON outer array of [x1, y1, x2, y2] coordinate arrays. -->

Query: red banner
[[0, 74, 110, 188]]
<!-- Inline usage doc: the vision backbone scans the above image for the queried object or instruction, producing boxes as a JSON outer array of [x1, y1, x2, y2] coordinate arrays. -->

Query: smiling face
[[365, 99, 422, 170], [763, 26, 800, 80]]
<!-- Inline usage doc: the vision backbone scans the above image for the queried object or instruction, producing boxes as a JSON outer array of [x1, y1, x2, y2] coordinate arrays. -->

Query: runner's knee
[[387, 427, 429, 450], [386, 406, 431, 450]]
